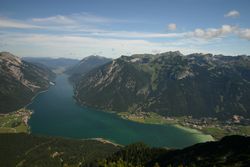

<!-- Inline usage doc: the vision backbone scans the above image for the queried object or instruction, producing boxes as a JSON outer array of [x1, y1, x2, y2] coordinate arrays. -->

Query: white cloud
[[0, 13, 129, 30], [188, 25, 236, 39], [70, 13, 127, 23], [0, 14, 250, 58], [0, 33, 200, 58], [224, 10, 240, 18], [31, 13, 127, 26], [0, 16, 184, 39], [1, 14, 249, 42], [0, 17, 40, 29], [32, 15, 76, 25], [237, 28, 250, 40], [168, 23, 177, 31], [89, 31, 184, 38], [188, 25, 250, 41]]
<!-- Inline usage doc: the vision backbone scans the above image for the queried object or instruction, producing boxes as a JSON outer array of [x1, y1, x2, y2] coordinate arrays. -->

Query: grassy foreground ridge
[[0, 133, 250, 167]]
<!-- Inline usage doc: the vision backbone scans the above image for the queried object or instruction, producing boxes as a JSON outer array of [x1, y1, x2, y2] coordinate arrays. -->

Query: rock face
[[0, 52, 55, 113], [74, 51, 250, 119], [66, 55, 112, 82]]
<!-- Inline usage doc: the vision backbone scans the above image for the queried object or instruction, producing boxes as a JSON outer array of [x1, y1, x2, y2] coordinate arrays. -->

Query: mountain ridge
[[74, 51, 250, 120], [66, 55, 112, 82]]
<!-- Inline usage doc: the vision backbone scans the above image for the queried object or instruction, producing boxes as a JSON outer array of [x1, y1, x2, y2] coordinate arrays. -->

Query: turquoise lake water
[[28, 74, 212, 148]]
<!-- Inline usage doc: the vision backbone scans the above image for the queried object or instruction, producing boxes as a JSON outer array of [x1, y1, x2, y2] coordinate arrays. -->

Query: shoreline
[[171, 124, 214, 142], [24, 89, 49, 108], [23, 88, 50, 133], [27, 75, 214, 143], [117, 112, 215, 142], [89, 138, 122, 147], [24, 78, 57, 109], [23, 82, 56, 132], [73, 94, 216, 143]]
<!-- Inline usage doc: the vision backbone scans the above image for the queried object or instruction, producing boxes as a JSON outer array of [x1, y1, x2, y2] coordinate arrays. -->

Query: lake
[[28, 74, 213, 148]]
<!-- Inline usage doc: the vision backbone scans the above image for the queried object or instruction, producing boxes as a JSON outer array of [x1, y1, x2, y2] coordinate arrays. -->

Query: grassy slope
[[0, 108, 31, 133]]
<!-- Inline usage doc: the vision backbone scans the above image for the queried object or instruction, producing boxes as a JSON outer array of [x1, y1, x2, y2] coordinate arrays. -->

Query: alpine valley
[[0, 50, 250, 167], [1, 1, 250, 166]]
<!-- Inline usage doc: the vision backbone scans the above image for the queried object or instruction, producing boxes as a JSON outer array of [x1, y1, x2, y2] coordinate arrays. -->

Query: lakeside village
[[120, 111, 250, 140], [0, 108, 32, 133]]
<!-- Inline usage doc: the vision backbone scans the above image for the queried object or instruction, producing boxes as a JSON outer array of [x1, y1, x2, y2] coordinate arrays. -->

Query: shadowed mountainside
[[66, 55, 112, 82], [0, 52, 55, 113], [74, 51, 250, 120]]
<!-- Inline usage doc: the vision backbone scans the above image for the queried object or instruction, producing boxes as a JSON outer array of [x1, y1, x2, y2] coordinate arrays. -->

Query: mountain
[[22, 57, 79, 73], [0, 52, 55, 113], [74, 51, 250, 120], [0, 133, 119, 167], [66, 55, 112, 82], [101, 135, 250, 167]]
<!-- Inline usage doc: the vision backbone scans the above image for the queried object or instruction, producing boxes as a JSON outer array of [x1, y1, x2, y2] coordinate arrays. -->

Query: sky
[[0, 0, 250, 59]]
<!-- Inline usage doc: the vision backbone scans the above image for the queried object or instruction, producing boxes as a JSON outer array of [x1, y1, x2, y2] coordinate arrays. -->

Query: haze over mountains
[[73, 51, 250, 120], [0, 52, 112, 113], [66, 55, 112, 82], [22, 57, 79, 73]]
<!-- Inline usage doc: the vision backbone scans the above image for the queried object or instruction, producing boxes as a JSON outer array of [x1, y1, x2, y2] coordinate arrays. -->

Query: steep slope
[[74, 52, 250, 119], [75, 57, 150, 112], [66, 55, 112, 82], [101, 135, 250, 167], [0, 133, 119, 167], [0, 52, 55, 113]]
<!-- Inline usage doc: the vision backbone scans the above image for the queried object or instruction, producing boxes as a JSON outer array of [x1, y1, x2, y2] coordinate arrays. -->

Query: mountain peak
[[81, 55, 110, 62], [0, 52, 22, 65], [159, 51, 183, 56], [66, 55, 112, 80]]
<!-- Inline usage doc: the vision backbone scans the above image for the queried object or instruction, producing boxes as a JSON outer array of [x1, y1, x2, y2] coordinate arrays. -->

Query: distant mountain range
[[0, 52, 55, 113], [22, 57, 79, 73], [66, 55, 112, 82], [73, 51, 250, 120]]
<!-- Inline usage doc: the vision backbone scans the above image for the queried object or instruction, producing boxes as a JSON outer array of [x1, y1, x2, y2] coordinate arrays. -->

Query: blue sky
[[0, 0, 250, 58]]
